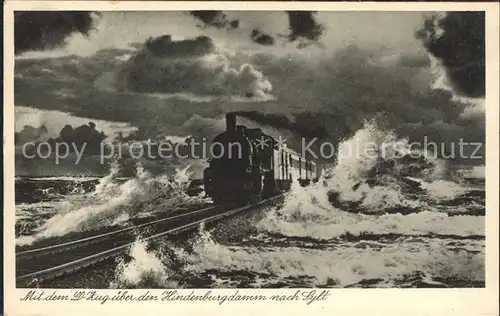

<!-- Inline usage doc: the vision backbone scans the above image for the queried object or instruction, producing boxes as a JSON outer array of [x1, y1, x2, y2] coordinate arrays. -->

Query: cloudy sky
[[17, 11, 429, 57], [14, 11, 485, 163]]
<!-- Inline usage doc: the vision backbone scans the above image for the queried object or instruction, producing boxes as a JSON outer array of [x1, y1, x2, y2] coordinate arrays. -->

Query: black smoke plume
[[14, 11, 98, 55], [229, 110, 328, 139], [286, 11, 324, 43], [416, 12, 485, 98], [189, 11, 239, 29], [251, 29, 275, 46]]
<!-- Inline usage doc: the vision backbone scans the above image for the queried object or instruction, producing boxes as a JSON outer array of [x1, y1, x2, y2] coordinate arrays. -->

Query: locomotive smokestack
[[226, 113, 237, 132]]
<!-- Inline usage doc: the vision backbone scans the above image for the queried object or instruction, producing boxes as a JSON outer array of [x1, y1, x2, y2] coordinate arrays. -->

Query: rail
[[16, 205, 218, 260], [16, 195, 282, 287]]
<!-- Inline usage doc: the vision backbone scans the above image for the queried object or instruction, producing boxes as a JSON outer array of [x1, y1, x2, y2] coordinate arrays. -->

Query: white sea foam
[[15, 162, 209, 245], [111, 240, 178, 288], [171, 230, 484, 287]]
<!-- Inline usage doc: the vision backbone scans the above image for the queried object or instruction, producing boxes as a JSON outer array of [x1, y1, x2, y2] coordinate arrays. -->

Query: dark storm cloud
[[250, 29, 275, 46], [14, 11, 98, 55], [189, 11, 239, 30], [15, 38, 484, 163], [286, 11, 325, 43], [117, 35, 273, 99], [15, 125, 48, 144], [54, 122, 107, 153], [397, 118, 485, 161], [416, 12, 485, 98], [15, 121, 107, 153], [143, 35, 216, 57], [240, 44, 484, 163]]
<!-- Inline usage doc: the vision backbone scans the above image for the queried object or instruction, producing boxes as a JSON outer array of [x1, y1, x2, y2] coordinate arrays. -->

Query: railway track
[[16, 195, 282, 287], [16, 205, 218, 261]]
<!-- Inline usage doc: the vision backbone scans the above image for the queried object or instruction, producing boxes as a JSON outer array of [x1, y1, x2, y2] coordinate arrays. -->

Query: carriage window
[[299, 157, 302, 177], [281, 151, 284, 178]]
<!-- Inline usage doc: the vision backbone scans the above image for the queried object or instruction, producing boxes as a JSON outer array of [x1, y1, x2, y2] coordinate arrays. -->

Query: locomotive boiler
[[203, 113, 317, 205]]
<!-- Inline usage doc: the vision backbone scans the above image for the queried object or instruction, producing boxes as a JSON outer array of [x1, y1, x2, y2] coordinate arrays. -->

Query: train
[[203, 113, 318, 205]]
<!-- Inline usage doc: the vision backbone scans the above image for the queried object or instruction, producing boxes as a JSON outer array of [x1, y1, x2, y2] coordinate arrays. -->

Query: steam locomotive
[[203, 113, 317, 205]]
